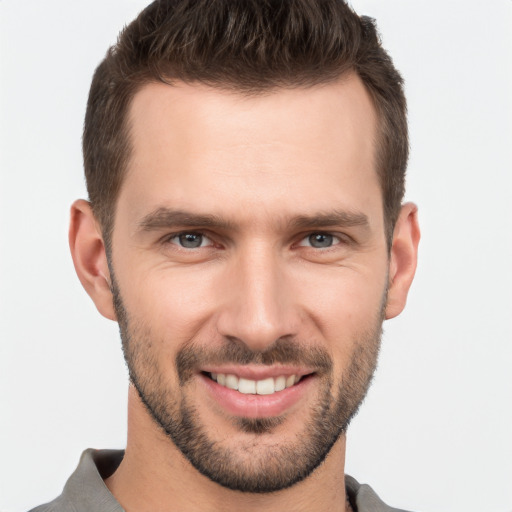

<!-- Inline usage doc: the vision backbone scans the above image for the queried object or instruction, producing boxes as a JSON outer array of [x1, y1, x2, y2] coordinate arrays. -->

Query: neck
[[106, 387, 350, 512]]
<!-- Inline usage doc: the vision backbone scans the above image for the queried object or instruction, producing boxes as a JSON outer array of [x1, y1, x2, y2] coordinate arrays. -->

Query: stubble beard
[[112, 278, 384, 493]]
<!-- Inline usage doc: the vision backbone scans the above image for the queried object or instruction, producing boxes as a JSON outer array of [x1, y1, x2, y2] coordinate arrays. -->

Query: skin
[[69, 73, 420, 512]]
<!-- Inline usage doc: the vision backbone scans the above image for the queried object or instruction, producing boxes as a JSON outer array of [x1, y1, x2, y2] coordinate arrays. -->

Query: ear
[[69, 199, 116, 321], [385, 202, 420, 320]]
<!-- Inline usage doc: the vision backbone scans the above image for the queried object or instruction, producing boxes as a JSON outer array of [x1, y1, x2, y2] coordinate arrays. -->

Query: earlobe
[[385, 203, 420, 320], [69, 199, 116, 321]]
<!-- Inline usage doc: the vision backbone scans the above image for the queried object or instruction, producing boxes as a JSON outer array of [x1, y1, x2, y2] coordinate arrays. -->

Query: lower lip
[[199, 373, 315, 418]]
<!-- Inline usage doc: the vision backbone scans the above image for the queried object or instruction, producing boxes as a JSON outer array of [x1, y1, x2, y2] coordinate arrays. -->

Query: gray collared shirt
[[29, 449, 412, 512]]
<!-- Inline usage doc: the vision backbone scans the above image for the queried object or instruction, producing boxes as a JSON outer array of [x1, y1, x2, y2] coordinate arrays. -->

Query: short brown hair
[[83, 0, 408, 249]]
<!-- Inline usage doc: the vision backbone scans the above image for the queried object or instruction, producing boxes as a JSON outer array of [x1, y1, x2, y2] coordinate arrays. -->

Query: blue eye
[[170, 232, 211, 248], [309, 233, 333, 248], [299, 233, 340, 248]]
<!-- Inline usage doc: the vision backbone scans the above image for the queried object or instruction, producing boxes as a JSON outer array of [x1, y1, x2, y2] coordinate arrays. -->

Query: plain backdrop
[[1, 1, 511, 511]]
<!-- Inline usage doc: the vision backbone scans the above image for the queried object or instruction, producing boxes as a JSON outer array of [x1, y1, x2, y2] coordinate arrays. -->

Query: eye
[[299, 232, 340, 249], [168, 232, 212, 249]]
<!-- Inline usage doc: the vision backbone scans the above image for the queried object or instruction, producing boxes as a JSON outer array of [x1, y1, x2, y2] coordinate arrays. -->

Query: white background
[[1, 1, 511, 511]]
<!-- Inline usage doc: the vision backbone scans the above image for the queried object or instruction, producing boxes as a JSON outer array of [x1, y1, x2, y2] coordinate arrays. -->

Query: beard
[[112, 277, 384, 494]]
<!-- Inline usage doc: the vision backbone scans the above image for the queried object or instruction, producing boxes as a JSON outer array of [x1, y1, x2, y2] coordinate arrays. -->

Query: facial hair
[[112, 276, 384, 493]]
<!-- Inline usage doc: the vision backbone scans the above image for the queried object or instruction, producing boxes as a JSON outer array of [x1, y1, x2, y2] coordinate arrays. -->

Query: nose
[[216, 244, 299, 352]]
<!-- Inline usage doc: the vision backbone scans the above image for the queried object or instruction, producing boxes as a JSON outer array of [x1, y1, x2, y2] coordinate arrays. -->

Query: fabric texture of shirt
[[29, 449, 412, 512]]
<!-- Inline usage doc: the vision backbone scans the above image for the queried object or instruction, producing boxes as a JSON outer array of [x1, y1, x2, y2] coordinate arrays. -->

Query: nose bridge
[[217, 241, 297, 351]]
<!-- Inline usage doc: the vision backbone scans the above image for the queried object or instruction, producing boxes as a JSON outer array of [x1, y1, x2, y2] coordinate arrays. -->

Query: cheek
[[296, 263, 387, 321], [116, 245, 388, 356], [121, 267, 220, 341], [292, 265, 387, 357]]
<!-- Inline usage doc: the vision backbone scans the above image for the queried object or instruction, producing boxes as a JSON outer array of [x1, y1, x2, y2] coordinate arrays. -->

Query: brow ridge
[[138, 207, 370, 233], [288, 210, 369, 230], [139, 208, 236, 231]]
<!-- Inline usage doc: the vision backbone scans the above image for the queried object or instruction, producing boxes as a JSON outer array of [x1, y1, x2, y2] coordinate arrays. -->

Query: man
[[30, 0, 419, 511]]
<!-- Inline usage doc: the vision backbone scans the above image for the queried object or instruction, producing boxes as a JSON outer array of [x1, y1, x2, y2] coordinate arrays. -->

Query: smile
[[200, 368, 315, 418], [207, 372, 302, 395]]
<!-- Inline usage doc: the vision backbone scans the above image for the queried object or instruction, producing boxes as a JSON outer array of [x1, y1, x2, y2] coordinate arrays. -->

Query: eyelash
[[297, 232, 345, 249], [162, 231, 349, 250], [164, 232, 215, 249]]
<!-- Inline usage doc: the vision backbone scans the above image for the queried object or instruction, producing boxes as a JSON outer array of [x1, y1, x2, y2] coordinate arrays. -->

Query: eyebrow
[[138, 208, 236, 232], [287, 210, 370, 231], [137, 207, 370, 233]]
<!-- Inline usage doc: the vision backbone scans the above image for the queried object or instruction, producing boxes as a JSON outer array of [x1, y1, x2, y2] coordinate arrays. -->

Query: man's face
[[110, 75, 389, 492]]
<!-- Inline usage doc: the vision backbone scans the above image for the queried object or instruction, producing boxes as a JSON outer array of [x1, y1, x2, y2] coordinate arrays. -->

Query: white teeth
[[225, 374, 238, 390], [274, 376, 286, 392], [286, 375, 296, 388], [238, 378, 256, 394], [210, 373, 302, 395], [255, 377, 275, 395]]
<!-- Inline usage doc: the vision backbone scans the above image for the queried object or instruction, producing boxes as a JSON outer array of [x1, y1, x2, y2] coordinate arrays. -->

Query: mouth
[[203, 371, 308, 395], [199, 368, 316, 418]]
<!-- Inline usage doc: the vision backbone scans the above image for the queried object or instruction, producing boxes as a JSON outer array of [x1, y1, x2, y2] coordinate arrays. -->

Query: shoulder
[[346, 475, 416, 512], [28, 502, 65, 512], [26, 449, 125, 512], [27, 493, 75, 512]]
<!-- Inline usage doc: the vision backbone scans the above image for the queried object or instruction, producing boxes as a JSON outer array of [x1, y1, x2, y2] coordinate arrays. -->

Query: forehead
[[120, 75, 380, 229]]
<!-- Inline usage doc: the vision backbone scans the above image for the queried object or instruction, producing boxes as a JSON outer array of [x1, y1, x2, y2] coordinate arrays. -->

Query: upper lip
[[200, 365, 315, 380]]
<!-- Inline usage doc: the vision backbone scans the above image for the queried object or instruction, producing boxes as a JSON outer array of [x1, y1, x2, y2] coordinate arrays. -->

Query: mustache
[[176, 337, 333, 384]]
